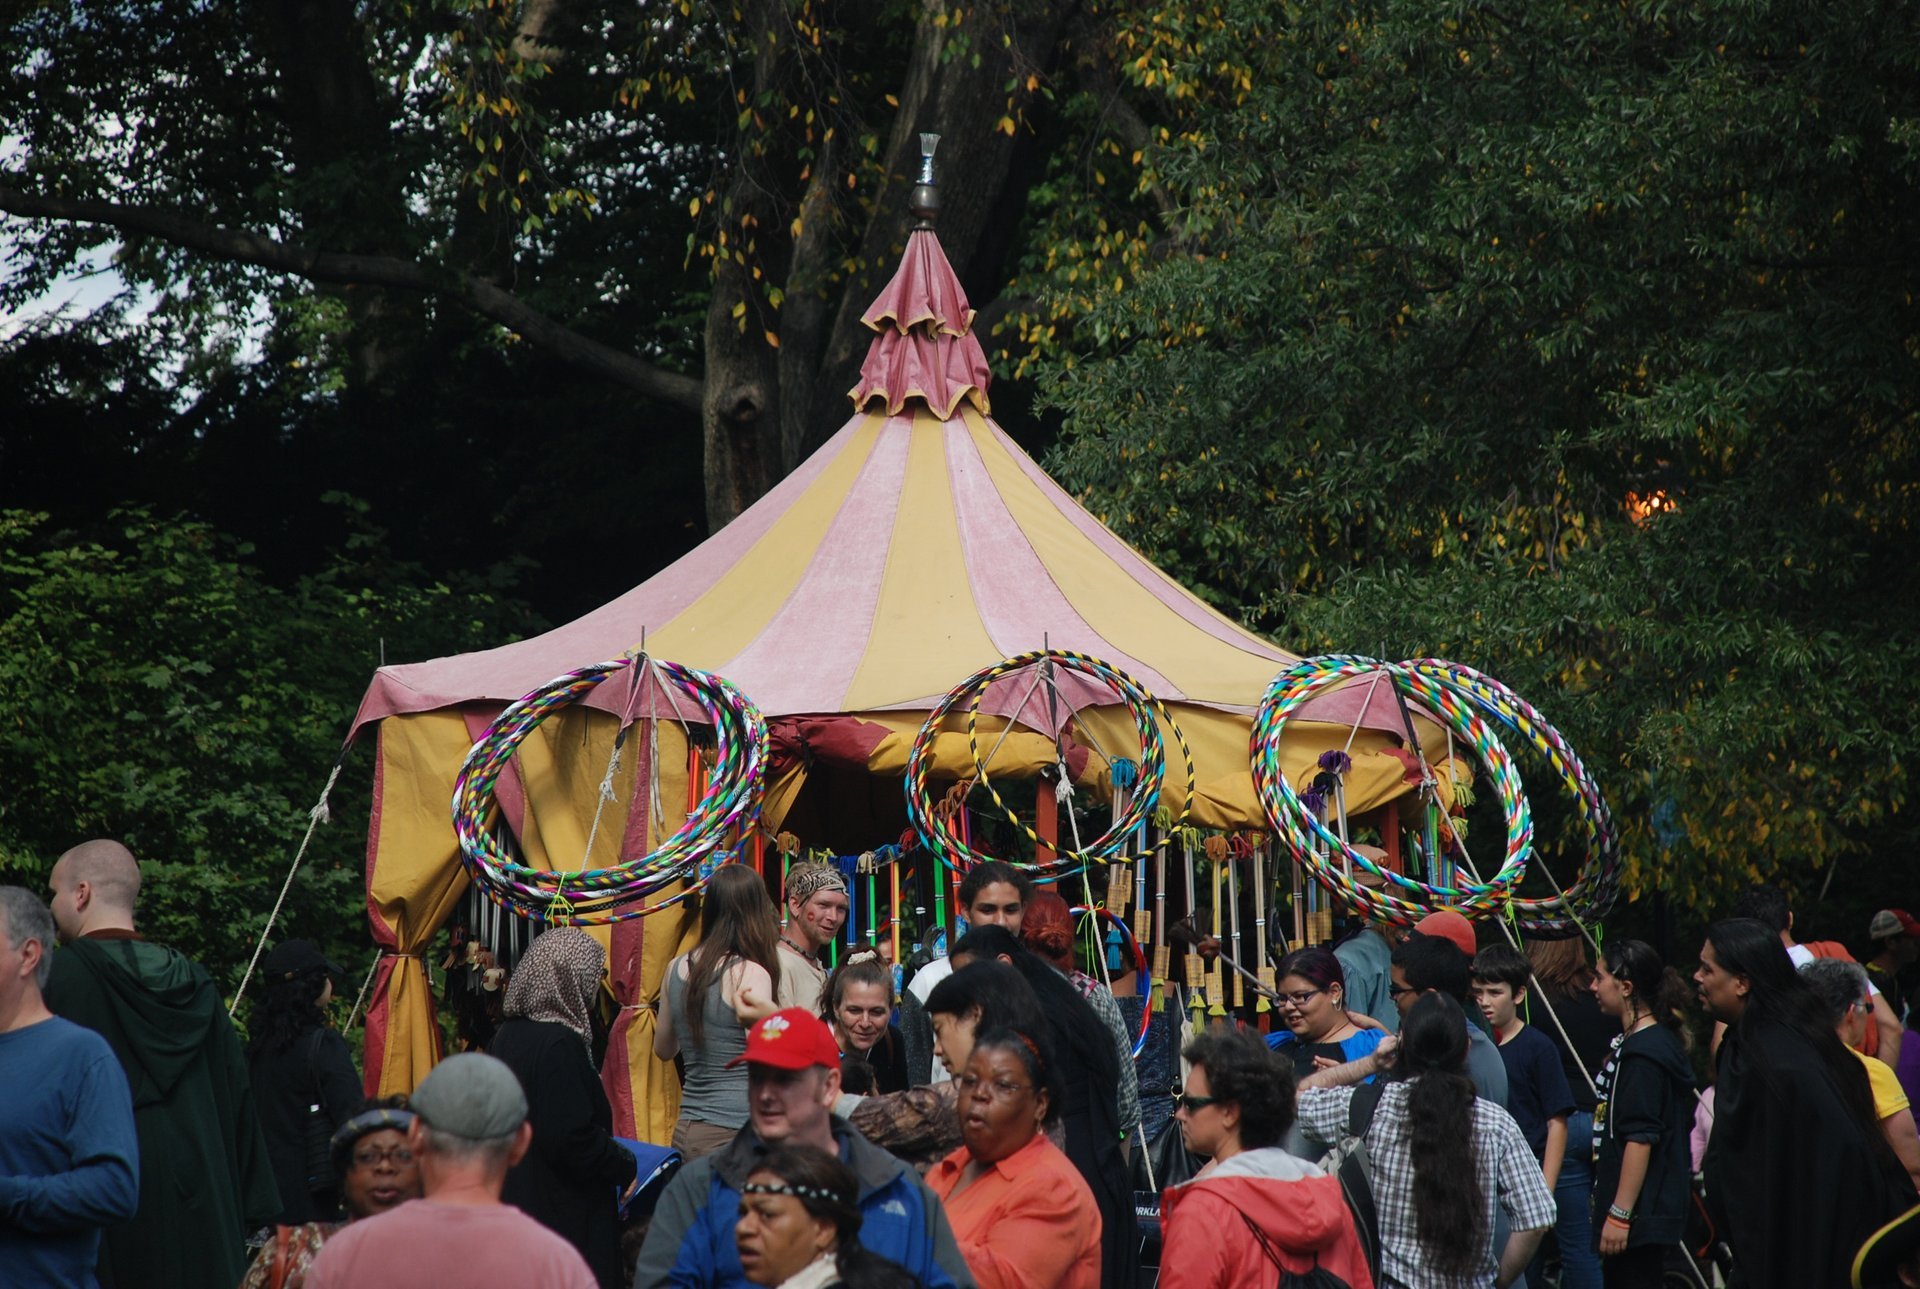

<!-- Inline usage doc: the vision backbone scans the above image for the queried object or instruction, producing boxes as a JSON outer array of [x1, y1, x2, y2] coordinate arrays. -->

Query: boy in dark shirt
[[1474, 945, 1576, 1183]]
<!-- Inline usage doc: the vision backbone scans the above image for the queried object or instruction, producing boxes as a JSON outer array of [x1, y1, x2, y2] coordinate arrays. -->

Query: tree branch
[[0, 183, 705, 413]]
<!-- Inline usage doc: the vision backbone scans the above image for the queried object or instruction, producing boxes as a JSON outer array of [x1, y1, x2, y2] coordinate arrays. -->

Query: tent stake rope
[[230, 754, 346, 1016], [344, 947, 382, 1032]]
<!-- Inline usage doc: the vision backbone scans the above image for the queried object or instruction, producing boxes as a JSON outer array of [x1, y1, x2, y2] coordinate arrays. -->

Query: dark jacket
[[490, 1017, 637, 1289], [45, 935, 281, 1289], [1592, 1024, 1692, 1247], [1705, 1014, 1914, 1287], [249, 1025, 363, 1223], [633, 1116, 972, 1289]]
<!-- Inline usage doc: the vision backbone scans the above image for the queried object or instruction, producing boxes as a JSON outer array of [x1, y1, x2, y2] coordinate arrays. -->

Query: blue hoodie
[[633, 1117, 974, 1289]]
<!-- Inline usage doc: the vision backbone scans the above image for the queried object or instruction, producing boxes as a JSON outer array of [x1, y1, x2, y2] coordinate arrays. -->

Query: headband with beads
[[742, 1181, 842, 1205]]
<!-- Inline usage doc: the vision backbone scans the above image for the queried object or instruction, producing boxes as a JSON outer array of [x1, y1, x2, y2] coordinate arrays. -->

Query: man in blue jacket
[[635, 1008, 973, 1289]]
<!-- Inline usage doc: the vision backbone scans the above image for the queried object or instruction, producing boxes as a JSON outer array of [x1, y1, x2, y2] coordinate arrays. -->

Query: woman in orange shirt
[[927, 1027, 1103, 1289]]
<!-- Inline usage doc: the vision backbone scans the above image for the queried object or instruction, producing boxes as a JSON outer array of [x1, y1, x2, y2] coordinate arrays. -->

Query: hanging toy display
[[1403, 658, 1621, 933], [451, 655, 769, 925], [1252, 654, 1533, 926], [903, 648, 1194, 877]]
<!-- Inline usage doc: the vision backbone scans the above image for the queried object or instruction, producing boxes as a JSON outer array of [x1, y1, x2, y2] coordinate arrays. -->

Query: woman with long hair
[[1160, 1030, 1372, 1287], [1298, 992, 1556, 1287], [491, 927, 638, 1289], [822, 948, 908, 1094], [1267, 946, 1387, 1081], [657, 863, 783, 1158], [1696, 918, 1913, 1288], [734, 1143, 920, 1289], [927, 1027, 1103, 1289], [247, 940, 363, 1224], [1587, 940, 1694, 1287]]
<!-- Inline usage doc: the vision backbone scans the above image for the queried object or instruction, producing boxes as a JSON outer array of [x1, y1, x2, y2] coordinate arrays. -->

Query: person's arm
[[653, 960, 680, 1062], [632, 1164, 707, 1289], [1881, 1107, 1920, 1191], [1497, 1227, 1547, 1288], [317, 1030, 364, 1129], [1541, 1114, 1567, 1190], [1156, 1191, 1236, 1289], [1346, 1011, 1387, 1032], [1874, 993, 1904, 1066], [1598, 1139, 1651, 1255], [1299, 1036, 1397, 1089], [0, 1051, 138, 1232], [538, 1039, 638, 1188], [724, 959, 777, 1024], [850, 1084, 961, 1160]]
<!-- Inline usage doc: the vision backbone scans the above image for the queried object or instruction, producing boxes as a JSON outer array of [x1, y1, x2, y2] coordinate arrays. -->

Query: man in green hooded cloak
[[44, 839, 282, 1288]]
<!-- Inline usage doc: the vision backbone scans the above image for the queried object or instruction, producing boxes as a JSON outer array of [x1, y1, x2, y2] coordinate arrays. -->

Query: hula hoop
[[1252, 655, 1532, 925], [904, 649, 1194, 877], [1405, 659, 1619, 933], [451, 656, 768, 924], [1070, 905, 1152, 1057]]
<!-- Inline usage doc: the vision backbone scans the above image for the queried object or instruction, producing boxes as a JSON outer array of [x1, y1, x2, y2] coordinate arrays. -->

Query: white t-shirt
[[1787, 941, 1881, 996], [906, 956, 954, 1083]]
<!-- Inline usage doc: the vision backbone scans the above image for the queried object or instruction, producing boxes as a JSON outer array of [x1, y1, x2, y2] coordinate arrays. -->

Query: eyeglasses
[[1388, 983, 1420, 999], [350, 1146, 415, 1169], [1176, 1093, 1221, 1114], [956, 1072, 1032, 1101], [1277, 989, 1323, 1008]]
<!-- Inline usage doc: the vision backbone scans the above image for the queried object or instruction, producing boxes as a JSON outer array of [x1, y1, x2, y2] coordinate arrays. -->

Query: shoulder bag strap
[[269, 1224, 292, 1289]]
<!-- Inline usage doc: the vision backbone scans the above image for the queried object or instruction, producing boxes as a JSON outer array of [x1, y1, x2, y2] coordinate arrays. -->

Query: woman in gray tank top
[[655, 864, 782, 1159]]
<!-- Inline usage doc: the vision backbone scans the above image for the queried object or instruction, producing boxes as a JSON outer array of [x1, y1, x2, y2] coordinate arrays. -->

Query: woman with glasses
[[1266, 946, 1387, 1082], [1161, 1030, 1373, 1287], [239, 1102, 423, 1289], [927, 1026, 1102, 1289]]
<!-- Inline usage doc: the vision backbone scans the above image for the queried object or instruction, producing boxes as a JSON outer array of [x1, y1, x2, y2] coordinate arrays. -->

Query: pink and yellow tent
[[347, 224, 1444, 1141]]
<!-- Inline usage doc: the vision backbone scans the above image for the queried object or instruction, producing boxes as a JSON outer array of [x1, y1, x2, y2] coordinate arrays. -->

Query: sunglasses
[[1176, 1093, 1221, 1114]]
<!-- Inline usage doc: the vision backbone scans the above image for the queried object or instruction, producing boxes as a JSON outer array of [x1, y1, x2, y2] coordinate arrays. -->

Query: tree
[[0, 506, 539, 989], [0, 0, 1086, 531], [1034, 0, 1920, 912]]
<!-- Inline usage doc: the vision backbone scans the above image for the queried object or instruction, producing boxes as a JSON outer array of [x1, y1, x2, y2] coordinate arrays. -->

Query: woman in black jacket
[[248, 939, 363, 1223], [490, 927, 637, 1289]]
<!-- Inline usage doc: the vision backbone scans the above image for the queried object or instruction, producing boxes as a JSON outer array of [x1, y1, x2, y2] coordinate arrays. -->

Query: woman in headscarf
[[489, 927, 638, 1289]]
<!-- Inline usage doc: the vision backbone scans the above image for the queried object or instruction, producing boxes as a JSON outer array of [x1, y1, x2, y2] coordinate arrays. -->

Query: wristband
[[1607, 1204, 1634, 1222]]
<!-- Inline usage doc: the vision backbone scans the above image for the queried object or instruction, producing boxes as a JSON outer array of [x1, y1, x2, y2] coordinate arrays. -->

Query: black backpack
[[1314, 1080, 1386, 1285], [1238, 1211, 1354, 1289]]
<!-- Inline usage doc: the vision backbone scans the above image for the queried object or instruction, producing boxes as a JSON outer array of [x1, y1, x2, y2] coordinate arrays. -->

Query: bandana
[[785, 862, 848, 907], [503, 927, 605, 1048]]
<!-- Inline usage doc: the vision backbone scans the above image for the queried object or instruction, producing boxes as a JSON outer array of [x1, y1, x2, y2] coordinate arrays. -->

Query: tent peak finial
[[909, 133, 940, 228]]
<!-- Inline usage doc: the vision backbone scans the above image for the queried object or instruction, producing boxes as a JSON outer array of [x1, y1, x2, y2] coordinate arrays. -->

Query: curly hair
[[248, 967, 332, 1058], [1395, 992, 1486, 1277], [1182, 1029, 1296, 1148]]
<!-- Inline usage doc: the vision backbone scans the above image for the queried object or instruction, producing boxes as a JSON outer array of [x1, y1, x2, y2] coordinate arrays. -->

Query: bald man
[[45, 840, 280, 1288]]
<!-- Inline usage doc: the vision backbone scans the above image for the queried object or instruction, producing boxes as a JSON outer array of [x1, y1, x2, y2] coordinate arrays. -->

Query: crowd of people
[[8, 839, 1920, 1289]]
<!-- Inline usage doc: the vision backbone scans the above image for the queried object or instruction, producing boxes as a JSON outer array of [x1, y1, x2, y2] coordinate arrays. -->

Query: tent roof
[[353, 230, 1388, 738]]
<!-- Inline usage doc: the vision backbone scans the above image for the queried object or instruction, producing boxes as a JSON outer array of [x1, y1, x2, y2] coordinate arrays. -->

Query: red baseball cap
[[1413, 909, 1478, 959], [727, 1008, 842, 1071]]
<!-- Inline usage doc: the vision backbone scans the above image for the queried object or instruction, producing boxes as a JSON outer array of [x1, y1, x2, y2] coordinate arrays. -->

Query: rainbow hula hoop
[[451, 656, 768, 925], [1252, 655, 1533, 925], [1405, 659, 1619, 933], [904, 649, 1194, 877]]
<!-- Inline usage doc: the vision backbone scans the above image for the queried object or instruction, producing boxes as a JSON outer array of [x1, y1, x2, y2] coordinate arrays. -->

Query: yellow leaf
[[764, 330, 780, 348], [689, 197, 701, 216]]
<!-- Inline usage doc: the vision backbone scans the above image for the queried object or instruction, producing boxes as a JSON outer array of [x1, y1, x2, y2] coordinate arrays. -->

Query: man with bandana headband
[[775, 864, 850, 1014]]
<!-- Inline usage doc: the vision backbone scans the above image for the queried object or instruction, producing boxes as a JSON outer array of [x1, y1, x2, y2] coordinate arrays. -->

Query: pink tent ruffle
[[849, 228, 992, 418]]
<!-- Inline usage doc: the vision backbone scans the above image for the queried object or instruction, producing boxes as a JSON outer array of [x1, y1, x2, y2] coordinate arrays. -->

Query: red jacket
[[1159, 1150, 1374, 1289]]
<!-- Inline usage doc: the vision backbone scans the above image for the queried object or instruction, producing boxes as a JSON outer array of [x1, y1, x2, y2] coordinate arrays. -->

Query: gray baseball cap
[[410, 1053, 528, 1140]]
